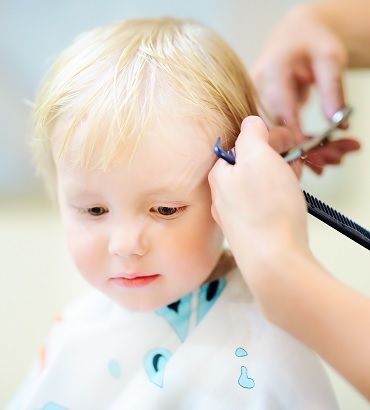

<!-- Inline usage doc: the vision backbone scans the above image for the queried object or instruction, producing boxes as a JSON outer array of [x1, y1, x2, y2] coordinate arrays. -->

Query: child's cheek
[[65, 224, 105, 284], [161, 211, 223, 267]]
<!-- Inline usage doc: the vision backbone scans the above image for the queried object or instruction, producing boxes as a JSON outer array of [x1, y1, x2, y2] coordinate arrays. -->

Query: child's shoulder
[[61, 288, 119, 324]]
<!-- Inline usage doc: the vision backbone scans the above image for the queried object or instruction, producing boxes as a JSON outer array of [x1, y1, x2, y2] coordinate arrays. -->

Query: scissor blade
[[283, 107, 352, 163]]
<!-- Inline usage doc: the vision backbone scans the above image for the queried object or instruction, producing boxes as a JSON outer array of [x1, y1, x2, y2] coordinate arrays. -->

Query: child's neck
[[203, 249, 236, 285]]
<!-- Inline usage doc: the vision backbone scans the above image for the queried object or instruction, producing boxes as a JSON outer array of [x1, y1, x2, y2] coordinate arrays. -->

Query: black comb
[[214, 137, 370, 251], [303, 190, 370, 250]]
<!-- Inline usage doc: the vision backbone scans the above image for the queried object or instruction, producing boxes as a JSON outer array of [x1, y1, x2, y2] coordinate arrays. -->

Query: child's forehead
[[134, 124, 217, 192], [48, 66, 231, 176], [54, 111, 220, 195]]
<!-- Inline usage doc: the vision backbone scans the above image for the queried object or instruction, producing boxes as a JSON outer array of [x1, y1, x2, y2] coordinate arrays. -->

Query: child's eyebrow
[[63, 178, 204, 199], [146, 167, 209, 196], [63, 189, 101, 199], [64, 186, 190, 199], [66, 191, 101, 200], [145, 181, 202, 196], [146, 186, 185, 194]]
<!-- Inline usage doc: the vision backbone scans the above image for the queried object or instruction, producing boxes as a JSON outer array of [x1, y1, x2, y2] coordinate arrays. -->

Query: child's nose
[[108, 220, 148, 258]]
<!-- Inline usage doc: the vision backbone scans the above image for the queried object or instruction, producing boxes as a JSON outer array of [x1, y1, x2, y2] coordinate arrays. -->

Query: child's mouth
[[110, 274, 160, 288]]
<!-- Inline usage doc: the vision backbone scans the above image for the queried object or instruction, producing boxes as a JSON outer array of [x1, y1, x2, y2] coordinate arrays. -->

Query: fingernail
[[241, 116, 258, 130]]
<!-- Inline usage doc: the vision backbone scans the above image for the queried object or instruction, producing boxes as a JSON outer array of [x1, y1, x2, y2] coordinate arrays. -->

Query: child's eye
[[151, 206, 186, 217], [158, 206, 177, 216], [84, 206, 108, 216]]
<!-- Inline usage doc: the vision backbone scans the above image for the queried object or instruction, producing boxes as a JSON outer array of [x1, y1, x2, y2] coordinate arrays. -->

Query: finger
[[268, 73, 303, 141], [307, 149, 342, 165], [303, 137, 360, 173], [294, 62, 314, 107], [268, 126, 297, 154], [327, 138, 361, 153], [233, 116, 286, 169], [308, 165, 324, 175], [254, 65, 304, 141], [305, 158, 325, 175], [208, 157, 230, 188], [237, 116, 270, 152], [290, 159, 303, 178], [210, 204, 220, 227], [309, 138, 360, 159], [312, 53, 347, 121]]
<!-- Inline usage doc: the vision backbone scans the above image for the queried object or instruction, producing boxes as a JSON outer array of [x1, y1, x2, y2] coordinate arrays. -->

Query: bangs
[[53, 58, 158, 170], [32, 17, 258, 189]]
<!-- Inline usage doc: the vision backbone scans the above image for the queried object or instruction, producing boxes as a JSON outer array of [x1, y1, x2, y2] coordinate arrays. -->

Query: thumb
[[237, 116, 269, 152], [236, 116, 290, 171]]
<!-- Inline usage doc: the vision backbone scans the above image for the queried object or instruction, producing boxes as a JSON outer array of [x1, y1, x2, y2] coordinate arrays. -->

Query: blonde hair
[[32, 17, 258, 190]]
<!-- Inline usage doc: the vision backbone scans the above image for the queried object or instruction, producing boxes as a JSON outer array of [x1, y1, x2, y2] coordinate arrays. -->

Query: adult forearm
[[305, 0, 370, 67], [252, 248, 370, 400], [209, 117, 369, 398]]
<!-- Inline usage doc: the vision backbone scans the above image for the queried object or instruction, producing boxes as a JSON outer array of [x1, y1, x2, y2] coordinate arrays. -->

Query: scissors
[[282, 106, 353, 163], [213, 107, 370, 250], [214, 107, 352, 165]]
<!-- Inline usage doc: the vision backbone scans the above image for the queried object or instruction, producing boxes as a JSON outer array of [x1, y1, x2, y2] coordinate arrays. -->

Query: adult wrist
[[238, 240, 319, 321]]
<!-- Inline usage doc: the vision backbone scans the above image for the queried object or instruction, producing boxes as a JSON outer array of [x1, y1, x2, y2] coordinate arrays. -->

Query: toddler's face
[[54, 113, 224, 311]]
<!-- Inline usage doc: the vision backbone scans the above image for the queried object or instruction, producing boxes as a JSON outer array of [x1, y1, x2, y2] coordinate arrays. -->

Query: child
[[8, 17, 338, 409]]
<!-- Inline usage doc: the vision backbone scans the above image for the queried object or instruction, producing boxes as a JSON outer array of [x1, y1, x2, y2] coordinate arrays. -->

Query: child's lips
[[110, 273, 160, 288]]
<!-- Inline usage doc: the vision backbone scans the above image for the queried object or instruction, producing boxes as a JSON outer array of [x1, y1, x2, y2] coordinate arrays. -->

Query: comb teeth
[[303, 190, 370, 250]]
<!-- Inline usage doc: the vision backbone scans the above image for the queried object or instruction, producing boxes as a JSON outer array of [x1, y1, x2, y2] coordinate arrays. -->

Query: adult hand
[[209, 117, 309, 282], [209, 117, 370, 400], [299, 136, 360, 175], [209, 117, 360, 286], [267, 126, 360, 176], [252, 5, 348, 139]]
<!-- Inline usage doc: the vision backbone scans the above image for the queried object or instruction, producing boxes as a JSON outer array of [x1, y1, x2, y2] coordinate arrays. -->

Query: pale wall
[[1, 1, 369, 408]]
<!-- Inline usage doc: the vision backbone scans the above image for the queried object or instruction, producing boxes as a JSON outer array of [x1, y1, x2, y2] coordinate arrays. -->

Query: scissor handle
[[283, 106, 353, 163]]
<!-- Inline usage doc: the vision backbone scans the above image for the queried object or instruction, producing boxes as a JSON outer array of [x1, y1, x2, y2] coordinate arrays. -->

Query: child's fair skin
[[53, 103, 224, 312]]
